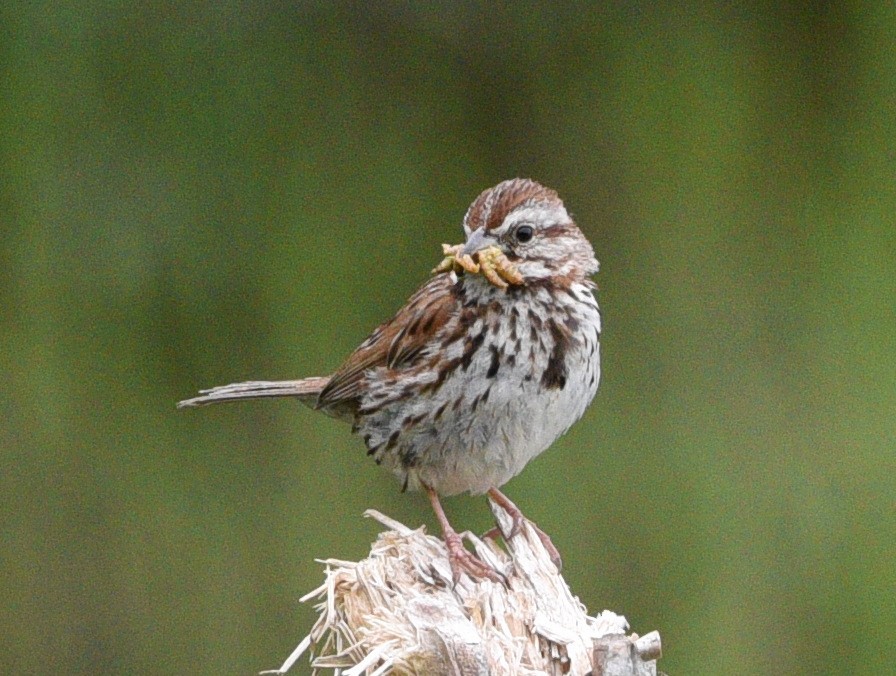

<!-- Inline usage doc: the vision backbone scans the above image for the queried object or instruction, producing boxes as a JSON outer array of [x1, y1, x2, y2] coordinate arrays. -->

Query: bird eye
[[515, 225, 534, 243]]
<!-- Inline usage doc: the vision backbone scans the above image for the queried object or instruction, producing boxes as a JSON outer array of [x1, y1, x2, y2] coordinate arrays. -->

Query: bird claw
[[432, 243, 523, 290], [481, 526, 502, 542], [530, 522, 563, 572], [443, 531, 506, 585], [484, 519, 562, 572], [487, 488, 563, 571]]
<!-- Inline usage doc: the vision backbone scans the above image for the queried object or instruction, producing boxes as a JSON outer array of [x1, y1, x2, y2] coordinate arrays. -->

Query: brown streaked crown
[[464, 179, 561, 233]]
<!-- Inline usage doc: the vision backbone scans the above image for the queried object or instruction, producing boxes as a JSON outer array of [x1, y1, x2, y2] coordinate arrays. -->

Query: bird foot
[[443, 531, 505, 585], [487, 488, 564, 571], [482, 519, 563, 572], [425, 484, 506, 584]]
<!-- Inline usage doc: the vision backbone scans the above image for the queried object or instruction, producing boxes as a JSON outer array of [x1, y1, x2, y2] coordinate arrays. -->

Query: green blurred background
[[2, 3, 894, 674]]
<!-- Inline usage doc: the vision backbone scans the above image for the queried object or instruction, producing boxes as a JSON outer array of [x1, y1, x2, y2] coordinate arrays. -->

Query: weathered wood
[[263, 504, 662, 675], [592, 631, 662, 676]]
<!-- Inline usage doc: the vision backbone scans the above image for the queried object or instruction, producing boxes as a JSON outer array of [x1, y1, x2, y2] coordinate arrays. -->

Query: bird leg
[[486, 487, 563, 571], [425, 485, 503, 584]]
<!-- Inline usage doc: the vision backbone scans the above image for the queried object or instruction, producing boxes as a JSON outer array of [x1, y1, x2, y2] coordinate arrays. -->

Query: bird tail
[[177, 376, 330, 409]]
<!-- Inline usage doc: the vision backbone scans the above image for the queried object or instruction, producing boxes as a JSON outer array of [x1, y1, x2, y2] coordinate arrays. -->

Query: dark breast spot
[[527, 309, 544, 329], [460, 329, 486, 370], [486, 344, 500, 378], [434, 401, 448, 421], [470, 393, 482, 412], [541, 319, 570, 390], [385, 430, 400, 450]]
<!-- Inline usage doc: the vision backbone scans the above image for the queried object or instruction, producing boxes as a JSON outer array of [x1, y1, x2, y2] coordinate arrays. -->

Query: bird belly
[[414, 338, 600, 496], [358, 289, 601, 497]]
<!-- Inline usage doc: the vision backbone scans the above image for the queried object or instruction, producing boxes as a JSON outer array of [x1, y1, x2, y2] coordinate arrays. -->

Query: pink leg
[[426, 485, 503, 584], [487, 487, 563, 571]]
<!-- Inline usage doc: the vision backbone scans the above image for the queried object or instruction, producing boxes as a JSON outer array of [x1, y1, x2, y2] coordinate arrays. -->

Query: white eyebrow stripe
[[497, 203, 570, 235]]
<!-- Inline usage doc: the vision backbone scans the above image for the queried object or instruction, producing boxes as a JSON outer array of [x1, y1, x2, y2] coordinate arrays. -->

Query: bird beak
[[431, 226, 524, 290], [461, 227, 489, 256]]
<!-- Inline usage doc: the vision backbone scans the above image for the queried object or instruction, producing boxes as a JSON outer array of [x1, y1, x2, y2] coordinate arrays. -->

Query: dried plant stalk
[[262, 503, 662, 676]]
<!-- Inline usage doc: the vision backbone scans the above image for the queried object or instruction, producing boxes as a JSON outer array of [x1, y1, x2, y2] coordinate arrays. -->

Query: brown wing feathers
[[178, 274, 459, 421], [317, 274, 457, 412]]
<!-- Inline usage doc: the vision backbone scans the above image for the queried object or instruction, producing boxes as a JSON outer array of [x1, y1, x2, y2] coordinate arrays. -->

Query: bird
[[179, 178, 601, 582]]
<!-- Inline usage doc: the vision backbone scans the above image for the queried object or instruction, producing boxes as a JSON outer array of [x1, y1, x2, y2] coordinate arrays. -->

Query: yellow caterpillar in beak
[[432, 243, 524, 290]]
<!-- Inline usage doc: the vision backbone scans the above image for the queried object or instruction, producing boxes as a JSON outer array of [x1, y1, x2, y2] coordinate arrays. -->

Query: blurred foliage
[[2, 3, 894, 674]]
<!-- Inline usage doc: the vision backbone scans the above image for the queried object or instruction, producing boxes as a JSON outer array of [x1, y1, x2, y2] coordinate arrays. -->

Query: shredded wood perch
[[263, 502, 662, 676]]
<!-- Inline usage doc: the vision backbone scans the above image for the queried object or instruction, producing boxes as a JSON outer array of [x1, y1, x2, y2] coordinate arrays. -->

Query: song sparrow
[[179, 178, 601, 582]]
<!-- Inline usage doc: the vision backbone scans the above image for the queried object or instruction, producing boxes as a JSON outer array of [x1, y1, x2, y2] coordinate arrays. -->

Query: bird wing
[[317, 273, 459, 412]]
